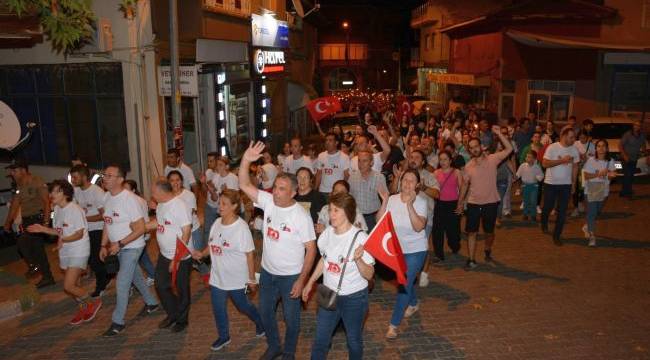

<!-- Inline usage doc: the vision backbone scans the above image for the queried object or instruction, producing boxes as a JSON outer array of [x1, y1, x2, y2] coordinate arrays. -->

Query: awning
[[506, 30, 650, 51], [426, 72, 491, 86]]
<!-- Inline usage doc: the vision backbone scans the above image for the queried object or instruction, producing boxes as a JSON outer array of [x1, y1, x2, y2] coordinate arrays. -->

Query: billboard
[[252, 13, 289, 48]]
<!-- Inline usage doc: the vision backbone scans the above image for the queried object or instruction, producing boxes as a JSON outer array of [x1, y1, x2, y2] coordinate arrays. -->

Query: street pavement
[[0, 182, 649, 359]]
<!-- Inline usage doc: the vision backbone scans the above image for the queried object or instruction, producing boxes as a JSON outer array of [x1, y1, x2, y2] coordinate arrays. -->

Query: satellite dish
[[0, 101, 21, 149], [292, 0, 305, 17]]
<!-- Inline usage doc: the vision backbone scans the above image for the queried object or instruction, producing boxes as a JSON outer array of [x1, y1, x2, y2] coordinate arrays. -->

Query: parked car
[[589, 117, 648, 176]]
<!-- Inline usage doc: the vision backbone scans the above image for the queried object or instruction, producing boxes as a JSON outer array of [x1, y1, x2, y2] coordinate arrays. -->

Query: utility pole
[[397, 47, 401, 93], [170, 0, 182, 152]]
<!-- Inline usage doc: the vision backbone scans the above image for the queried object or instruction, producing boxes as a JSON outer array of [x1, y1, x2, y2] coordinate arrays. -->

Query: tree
[[7, 0, 96, 53]]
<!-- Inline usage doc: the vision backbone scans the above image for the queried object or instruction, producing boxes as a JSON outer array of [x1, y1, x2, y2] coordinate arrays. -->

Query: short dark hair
[[328, 192, 357, 224], [527, 150, 538, 159], [105, 164, 126, 178], [296, 167, 314, 180], [583, 118, 594, 126], [70, 164, 90, 179], [444, 140, 456, 150], [207, 152, 219, 159], [560, 126, 575, 137], [332, 179, 350, 193], [49, 179, 74, 202], [167, 148, 181, 157], [468, 137, 481, 147], [124, 179, 140, 195]]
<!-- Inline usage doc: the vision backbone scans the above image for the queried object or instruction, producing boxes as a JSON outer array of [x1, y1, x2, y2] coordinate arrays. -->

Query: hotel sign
[[253, 49, 286, 74]]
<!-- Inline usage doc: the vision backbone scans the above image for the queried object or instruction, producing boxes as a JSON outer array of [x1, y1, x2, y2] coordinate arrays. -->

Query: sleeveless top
[[435, 169, 459, 201]]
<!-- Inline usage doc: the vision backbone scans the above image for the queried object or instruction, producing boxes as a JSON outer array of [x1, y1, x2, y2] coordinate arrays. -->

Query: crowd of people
[[2, 101, 647, 359]]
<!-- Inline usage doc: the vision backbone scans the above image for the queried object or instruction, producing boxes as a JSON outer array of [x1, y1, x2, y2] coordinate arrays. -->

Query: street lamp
[[536, 99, 542, 120], [342, 21, 350, 65]]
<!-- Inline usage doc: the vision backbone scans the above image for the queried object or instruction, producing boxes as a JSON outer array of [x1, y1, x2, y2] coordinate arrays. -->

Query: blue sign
[[252, 14, 289, 48]]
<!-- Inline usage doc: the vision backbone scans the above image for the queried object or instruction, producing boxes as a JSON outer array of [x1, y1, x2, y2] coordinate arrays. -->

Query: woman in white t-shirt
[[582, 139, 617, 247], [303, 192, 375, 360], [316, 180, 368, 234], [28, 180, 100, 325], [376, 169, 428, 340], [257, 150, 278, 192], [168, 171, 210, 280], [192, 189, 263, 351]]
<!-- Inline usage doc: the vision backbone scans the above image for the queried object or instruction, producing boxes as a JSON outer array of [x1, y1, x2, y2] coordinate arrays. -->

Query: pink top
[[435, 169, 459, 201], [463, 154, 502, 205]]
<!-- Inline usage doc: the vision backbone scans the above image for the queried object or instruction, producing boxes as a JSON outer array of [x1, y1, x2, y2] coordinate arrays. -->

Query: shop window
[[0, 63, 129, 169], [328, 68, 357, 91], [611, 71, 649, 113]]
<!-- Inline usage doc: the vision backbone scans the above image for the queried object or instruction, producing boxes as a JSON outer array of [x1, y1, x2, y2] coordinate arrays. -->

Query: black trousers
[[155, 256, 191, 324], [88, 230, 109, 292], [17, 217, 52, 278], [541, 184, 571, 239], [432, 200, 461, 260]]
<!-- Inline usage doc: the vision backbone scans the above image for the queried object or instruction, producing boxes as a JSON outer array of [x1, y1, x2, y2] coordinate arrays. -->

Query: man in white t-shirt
[[200, 152, 220, 246], [71, 165, 108, 298], [350, 125, 391, 173], [239, 141, 317, 360], [282, 138, 314, 174], [100, 164, 159, 337], [315, 133, 350, 196], [146, 178, 192, 333], [541, 127, 580, 245], [164, 148, 197, 194]]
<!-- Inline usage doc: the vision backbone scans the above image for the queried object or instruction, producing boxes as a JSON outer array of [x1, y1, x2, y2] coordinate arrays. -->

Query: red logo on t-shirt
[[103, 216, 113, 225], [326, 261, 341, 274], [112, 212, 120, 217], [62, 223, 69, 227], [324, 168, 333, 175], [55, 227, 63, 235], [157, 224, 164, 233], [164, 220, 171, 225], [222, 241, 230, 248], [266, 227, 280, 241], [210, 244, 222, 255]]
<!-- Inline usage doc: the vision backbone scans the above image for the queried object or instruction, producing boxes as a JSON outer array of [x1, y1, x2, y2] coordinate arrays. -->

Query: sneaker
[[137, 304, 160, 317], [171, 322, 188, 333], [385, 325, 398, 339], [537, 206, 542, 214], [495, 219, 502, 228], [82, 298, 102, 322], [25, 266, 40, 279], [404, 303, 419, 318], [503, 212, 511, 218], [465, 259, 478, 270], [102, 322, 125, 337], [90, 289, 105, 298], [515, 189, 521, 196], [588, 235, 597, 247], [158, 316, 175, 329], [259, 346, 283, 360], [255, 328, 266, 338], [484, 250, 494, 263], [69, 304, 87, 325], [210, 337, 231, 351], [36, 276, 55, 289], [582, 224, 590, 239], [418, 271, 429, 288], [145, 277, 155, 287]]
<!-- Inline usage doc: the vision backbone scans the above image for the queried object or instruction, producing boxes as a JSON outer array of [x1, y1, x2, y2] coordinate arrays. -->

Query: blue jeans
[[311, 288, 369, 360], [496, 180, 509, 218], [203, 205, 219, 244], [621, 161, 636, 196], [522, 183, 539, 217], [541, 184, 572, 239], [139, 245, 155, 278], [259, 269, 301, 355], [210, 286, 264, 340], [191, 227, 210, 275], [390, 251, 427, 327], [586, 200, 604, 233], [112, 247, 159, 325]]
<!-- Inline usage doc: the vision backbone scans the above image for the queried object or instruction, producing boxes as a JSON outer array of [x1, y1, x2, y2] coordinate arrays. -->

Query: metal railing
[[202, 0, 252, 18]]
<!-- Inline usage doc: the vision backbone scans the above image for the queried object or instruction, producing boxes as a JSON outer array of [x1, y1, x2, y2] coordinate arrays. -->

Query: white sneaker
[[404, 303, 420, 318], [537, 206, 542, 214], [520, 202, 524, 210], [418, 272, 429, 288], [145, 277, 155, 287], [385, 325, 398, 339], [588, 235, 596, 247], [582, 224, 589, 239]]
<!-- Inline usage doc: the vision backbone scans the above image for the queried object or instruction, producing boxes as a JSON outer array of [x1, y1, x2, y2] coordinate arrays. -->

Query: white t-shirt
[[574, 140, 595, 158], [177, 189, 200, 231], [155, 197, 192, 260], [282, 155, 314, 174], [205, 169, 219, 208], [74, 184, 105, 232], [543, 142, 580, 185], [315, 151, 350, 193], [318, 226, 374, 296], [103, 189, 146, 249], [277, 154, 289, 168], [317, 204, 368, 232], [583, 157, 615, 196], [208, 217, 255, 290], [350, 152, 384, 174], [207, 171, 240, 208], [260, 163, 279, 189], [54, 202, 90, 259], [386, 194, 428, 254], [516, 162, 544, 184], [165, 162, 197, 190], [255, 191, 316, 275]]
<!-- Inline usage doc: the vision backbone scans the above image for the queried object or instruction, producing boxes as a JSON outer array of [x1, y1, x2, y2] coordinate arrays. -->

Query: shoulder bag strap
[[336, 230, 364, 293]]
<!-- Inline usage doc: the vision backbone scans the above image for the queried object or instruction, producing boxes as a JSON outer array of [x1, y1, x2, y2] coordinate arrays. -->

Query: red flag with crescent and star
[[307, 96, 342, 122], [171, 237, 190, 295], [363, 211, 407, 284], [396, 96, 412, 121]]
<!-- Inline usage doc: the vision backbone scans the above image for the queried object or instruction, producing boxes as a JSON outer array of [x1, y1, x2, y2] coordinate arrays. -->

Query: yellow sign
[[426, 73, 490, 86]]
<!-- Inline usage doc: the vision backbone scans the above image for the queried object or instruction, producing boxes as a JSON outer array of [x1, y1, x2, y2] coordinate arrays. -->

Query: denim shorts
[[59, 256, 89, 270]]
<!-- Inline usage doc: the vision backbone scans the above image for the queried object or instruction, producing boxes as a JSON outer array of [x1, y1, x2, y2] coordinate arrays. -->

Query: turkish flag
[[171, 237, 190, 295], [363, 211, 407, 284], [396, 96, 412, 121], [307, 97, 342, 122]]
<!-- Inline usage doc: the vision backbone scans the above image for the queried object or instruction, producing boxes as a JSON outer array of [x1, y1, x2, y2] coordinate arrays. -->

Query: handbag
[[104, 254, 120, 274], [316, 230, 364, 311]]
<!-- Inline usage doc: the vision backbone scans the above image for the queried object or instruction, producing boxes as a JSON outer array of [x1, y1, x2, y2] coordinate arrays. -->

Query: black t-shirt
[[452, 154, 466, 169], [294, 190, 326, 223]]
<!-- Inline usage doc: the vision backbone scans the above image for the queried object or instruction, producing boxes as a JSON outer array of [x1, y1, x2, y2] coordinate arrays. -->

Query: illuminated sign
[[252, 14, 289, 48], [253, 49, 286, 74]]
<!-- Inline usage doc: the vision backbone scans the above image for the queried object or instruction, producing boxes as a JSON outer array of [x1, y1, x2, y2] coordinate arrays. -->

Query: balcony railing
[[410, 1, 438, 28], [202, 0, 251, 19]]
